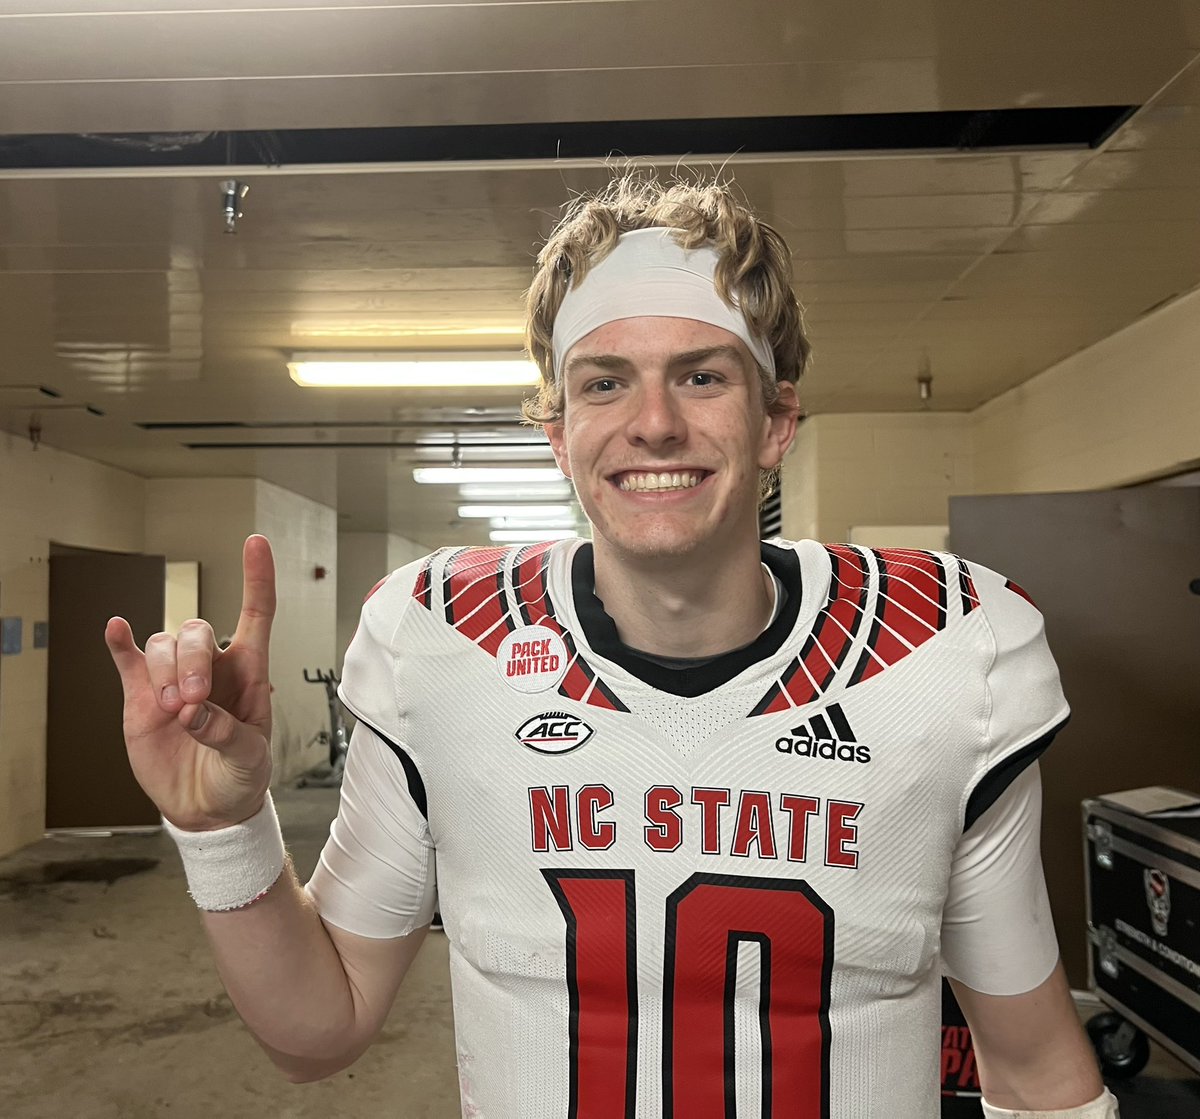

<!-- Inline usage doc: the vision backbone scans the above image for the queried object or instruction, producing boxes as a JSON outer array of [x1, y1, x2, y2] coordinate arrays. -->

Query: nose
[[625, 379, 686, 448]]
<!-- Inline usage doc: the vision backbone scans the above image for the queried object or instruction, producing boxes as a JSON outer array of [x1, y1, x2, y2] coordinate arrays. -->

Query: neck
[[589, 535, 773, 658]]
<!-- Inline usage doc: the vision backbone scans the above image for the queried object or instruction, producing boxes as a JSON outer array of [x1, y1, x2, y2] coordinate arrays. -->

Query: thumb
[[179, 700, 268, 771]]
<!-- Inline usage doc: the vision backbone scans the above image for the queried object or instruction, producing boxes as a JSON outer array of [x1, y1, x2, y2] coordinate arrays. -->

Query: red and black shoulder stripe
[[555, 628, 630, 712], [1003, 578, 1037, 608], [511, 541, 561, 631], [435, 540, 628, 713], [849, 548, 949, 687], [955, 557, 980, 616], [749, 544, 870, 715], [441, 546, 519, 654], [411, 554, 435, 610]]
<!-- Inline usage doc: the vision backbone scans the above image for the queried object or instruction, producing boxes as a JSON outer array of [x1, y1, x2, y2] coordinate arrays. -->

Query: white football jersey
[[309, 539, 1069, 1118]]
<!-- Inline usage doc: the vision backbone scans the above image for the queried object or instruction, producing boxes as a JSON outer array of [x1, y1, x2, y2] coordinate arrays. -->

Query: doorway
[[45, 545, 165, 831]]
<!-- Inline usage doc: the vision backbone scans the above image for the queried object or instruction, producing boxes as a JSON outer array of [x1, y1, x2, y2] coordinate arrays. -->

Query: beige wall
[[0, 437, 146, 855], [0, 461, 337, 857], [145, 477, 338, 785], [781, 417, 820, 541], [782, 412, 973, 545], [782, 286, 1200, 548], [973, 286, 1200, 494], [388, 531, 430, 573], [145, 478, 257, 639], [255, 480, 339, 780]]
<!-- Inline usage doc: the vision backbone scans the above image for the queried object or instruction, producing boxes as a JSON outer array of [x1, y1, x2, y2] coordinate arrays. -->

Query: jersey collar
[[569, 542, 802, 697]]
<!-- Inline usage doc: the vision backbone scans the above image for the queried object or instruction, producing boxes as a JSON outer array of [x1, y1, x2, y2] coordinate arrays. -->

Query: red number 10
[[542, 870, 833, 1118]]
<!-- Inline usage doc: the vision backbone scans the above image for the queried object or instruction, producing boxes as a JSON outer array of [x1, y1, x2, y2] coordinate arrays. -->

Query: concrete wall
[[973, 286, 1200, 494], [144, 478, 258, 641], [782, 412, 973, 545], [145, 477, 339, 786], [0, 437, 145, 855], [254, 480, 338, 780], [782, 287, 1200, 546]]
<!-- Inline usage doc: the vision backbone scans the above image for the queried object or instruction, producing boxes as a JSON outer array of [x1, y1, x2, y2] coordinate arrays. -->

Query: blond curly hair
[[523, 170, 810, 428]]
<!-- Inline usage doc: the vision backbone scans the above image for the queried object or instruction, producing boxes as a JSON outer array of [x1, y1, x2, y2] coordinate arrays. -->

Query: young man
[[106, 174, 1116, 1117]]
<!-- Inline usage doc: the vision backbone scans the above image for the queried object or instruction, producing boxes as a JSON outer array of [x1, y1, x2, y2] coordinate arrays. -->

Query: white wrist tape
[[982, 1088, 1119, 1119], [163, 793, 286, 911]]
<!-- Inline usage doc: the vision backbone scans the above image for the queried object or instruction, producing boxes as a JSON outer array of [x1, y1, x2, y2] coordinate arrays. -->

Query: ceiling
[[1, 0, 1199, 546]]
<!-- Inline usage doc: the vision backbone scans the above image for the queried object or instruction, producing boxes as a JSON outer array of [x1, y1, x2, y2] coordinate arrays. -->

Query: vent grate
[[0, 107, 1136, 171], [759, 484, 783, 540]]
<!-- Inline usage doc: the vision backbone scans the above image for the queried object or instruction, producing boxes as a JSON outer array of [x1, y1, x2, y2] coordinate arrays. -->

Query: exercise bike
[[298, 667, 350, 788]]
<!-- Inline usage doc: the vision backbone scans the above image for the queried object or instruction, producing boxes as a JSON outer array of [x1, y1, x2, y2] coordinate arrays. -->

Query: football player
[[106, 172, 1115, 1117]]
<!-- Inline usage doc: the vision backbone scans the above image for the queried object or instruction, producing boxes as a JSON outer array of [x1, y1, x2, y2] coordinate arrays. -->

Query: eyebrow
[[564, 344, 747, 379]]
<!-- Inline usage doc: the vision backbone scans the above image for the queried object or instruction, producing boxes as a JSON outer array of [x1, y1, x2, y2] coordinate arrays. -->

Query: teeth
[[618, 472, 702, 492]]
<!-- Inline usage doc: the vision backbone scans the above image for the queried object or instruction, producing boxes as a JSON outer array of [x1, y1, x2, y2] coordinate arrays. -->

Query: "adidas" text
[[775, 735, 871, 764]]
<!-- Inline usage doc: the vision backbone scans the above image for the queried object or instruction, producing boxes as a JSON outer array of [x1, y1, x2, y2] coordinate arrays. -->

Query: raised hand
[[105, 535, 277, 831]]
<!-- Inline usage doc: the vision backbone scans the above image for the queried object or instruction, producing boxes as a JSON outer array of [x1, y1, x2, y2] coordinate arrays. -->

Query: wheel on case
[[1086, 1011, 1150, 1079]]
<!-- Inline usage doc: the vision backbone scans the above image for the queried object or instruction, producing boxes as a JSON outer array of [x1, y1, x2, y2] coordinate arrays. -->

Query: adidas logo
[[774, 703, 870, 764]]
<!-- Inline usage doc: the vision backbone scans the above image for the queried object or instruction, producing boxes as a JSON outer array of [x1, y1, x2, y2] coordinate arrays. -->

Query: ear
[[757, 381, 800, 470], [544, 419, 572, 478]]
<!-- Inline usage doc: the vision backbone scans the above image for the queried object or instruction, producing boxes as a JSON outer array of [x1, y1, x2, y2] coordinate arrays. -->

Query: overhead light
[[291, 322, 525, 341], [458, 482, 574, 501], [489, 529, 579, 543], [491, 518, 576, 531], [414, 467, 565, 484], [289, 351, 540, 388], [458, 504, 573, 520]]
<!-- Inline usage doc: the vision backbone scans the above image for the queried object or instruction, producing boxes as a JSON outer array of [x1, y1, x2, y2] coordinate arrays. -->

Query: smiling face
[[545, 316, 798, 565]]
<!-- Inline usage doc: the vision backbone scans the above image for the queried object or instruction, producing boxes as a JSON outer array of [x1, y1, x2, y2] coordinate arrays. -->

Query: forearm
[[201, 860, 367, 1080], [951, 967, 1104, 1110], [973, 1027, 1104, 1110]]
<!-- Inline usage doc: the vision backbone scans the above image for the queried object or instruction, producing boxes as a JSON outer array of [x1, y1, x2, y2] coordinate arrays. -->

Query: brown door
[[46, 548, 165, 829], [949, 487, 1200, 987]]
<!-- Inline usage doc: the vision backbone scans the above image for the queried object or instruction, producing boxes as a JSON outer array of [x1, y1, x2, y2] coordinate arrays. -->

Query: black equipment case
[[1083, 786, 1200, 1075]]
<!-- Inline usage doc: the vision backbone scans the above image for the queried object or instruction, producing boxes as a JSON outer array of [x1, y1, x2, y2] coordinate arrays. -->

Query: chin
[[593, 519, 715, 562]]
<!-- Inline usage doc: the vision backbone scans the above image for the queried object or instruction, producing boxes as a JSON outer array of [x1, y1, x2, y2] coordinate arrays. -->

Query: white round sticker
[[497, 625, 569, 693]]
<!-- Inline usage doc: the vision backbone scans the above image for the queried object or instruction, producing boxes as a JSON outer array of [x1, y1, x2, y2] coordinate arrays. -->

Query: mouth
[[611, 469, 710, 493]]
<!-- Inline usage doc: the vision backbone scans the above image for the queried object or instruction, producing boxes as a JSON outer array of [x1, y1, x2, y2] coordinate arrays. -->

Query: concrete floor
[[0, 785, 459, 1119], [2, 784, 1197, 1119]]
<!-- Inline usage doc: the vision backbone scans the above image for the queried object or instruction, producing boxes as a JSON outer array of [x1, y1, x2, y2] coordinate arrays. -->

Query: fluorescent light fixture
[[490, 517, 576, 531], [458, 482, 574, 501], [291, 322, 525, 340], [458, 504, 573, 520], [289, 351, 539, 388], [489, 529, 579, 543], [414, 467, 565, 484]]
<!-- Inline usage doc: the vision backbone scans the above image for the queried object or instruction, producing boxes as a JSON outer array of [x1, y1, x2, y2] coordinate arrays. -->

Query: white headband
[[550, 227, 776, 382]]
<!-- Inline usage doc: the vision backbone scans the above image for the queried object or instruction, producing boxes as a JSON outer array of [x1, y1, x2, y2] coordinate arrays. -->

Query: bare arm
[[950, 962, 1104, 1110], [106, 535, 421, 1080], [201, 865, 427, 1081]]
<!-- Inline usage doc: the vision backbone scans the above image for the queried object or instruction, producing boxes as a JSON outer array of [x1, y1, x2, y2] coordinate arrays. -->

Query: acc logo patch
[[515, 712, 594, 755], [497, 624, 569, 693]]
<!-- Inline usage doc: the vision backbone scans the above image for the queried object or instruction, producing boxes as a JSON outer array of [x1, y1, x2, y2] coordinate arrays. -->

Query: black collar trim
[[570, 543, 802, 698]]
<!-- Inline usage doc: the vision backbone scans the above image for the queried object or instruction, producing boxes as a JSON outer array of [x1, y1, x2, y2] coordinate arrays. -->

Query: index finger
[[232, 534, 276, 651]]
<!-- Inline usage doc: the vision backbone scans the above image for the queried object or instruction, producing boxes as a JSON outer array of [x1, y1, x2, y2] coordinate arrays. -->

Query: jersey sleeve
[[940, 763, 1060, 995], [961, 559, 1070, 832], [304, 721, 437, 938], [336, 558, 426, 742], [304, 558, 439, 938]]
